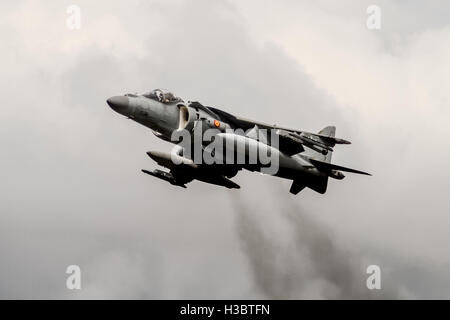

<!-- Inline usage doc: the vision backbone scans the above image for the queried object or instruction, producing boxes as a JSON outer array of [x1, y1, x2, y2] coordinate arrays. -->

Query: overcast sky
[[1, 0, 449, 299]]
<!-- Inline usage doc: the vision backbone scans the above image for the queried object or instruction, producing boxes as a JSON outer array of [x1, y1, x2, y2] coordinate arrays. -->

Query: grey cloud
[[231, 190, 401, 299]]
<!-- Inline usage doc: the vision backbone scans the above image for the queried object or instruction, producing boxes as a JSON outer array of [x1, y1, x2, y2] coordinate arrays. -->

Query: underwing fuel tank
[[204, 132, 279, 164], [208, 132, 314, 177], [146, 150, 198, 169]]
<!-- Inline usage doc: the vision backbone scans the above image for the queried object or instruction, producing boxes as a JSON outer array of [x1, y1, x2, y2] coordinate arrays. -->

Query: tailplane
[[317, 126, 335, 163], [302, 125, 336, 163], [289, 126, 370, 195]]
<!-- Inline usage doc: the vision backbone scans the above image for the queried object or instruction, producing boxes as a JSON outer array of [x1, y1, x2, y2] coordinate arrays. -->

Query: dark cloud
[[231, 189, 401, 299]]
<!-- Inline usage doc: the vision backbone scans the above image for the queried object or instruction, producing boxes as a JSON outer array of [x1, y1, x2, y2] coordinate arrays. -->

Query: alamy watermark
[[66, 265, 81, 290], [169, 126, 280, 175], [66, 5, 81, 30], [366, 264, 381, 290], [366, 5, 381, 30]]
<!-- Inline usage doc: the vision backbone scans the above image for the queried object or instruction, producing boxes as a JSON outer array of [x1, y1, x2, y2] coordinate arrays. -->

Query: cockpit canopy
[[143, 89, 181, 104]]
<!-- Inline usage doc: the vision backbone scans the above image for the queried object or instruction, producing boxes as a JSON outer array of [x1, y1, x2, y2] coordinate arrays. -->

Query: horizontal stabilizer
[[318, 126, 336, 137], [310, 159, 371, 176]]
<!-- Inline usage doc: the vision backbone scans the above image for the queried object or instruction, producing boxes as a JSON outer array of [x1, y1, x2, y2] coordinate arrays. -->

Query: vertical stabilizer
[[303, 126, 335, 163], [318, 126, 335, 163]]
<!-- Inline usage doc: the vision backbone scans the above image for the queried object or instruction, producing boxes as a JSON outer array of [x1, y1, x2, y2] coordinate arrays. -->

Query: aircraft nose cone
[[107, 96, 129, 114]]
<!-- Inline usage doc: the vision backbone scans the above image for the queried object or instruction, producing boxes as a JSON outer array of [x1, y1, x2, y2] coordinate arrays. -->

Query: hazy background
[[0, 0, 449, 299]]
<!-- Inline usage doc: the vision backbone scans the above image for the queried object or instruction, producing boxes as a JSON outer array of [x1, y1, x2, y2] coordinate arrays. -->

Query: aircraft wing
[[208, 107, 350, 154], [231, 115, 351, 145]]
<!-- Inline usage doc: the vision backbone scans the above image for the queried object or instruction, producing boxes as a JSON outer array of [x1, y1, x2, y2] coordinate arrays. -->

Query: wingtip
[[337, 138, 352, 144]]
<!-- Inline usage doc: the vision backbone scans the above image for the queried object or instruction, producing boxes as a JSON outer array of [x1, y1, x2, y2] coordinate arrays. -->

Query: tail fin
[[318, 126, 335, 163], [291, 126, 335, 195], [303, 126, 336, 163], [318, 125, 336, 137], [289, 126, 370, 195]]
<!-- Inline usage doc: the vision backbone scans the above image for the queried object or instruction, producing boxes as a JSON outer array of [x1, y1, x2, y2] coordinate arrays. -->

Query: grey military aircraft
[[107, 89, 370, 195]]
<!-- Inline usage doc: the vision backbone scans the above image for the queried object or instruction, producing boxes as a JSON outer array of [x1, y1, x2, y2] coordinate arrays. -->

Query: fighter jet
[[107, 89, 370, 195]]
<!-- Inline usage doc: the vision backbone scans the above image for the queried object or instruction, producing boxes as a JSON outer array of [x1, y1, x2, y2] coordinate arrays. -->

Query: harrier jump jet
[[107, 89, 370, 195]]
